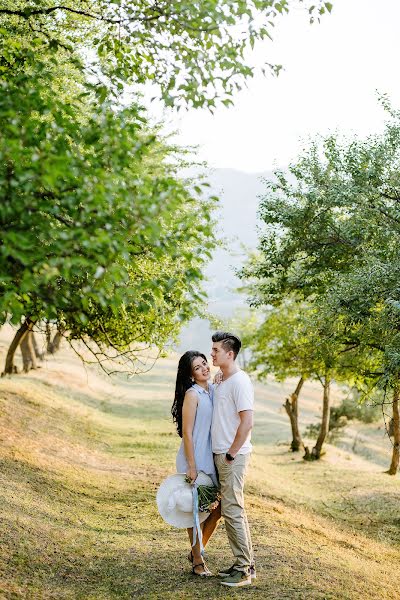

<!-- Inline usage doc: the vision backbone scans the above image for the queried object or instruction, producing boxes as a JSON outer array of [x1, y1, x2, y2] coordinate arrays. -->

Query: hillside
[[0, 332, 399, 599]]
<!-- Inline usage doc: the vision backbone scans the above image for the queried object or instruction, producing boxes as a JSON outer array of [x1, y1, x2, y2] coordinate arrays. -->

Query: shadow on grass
[[1, 452, 399, 599], [5, 372, 169, 421], [319, 490, 400, 546], [29, 377, 157, 420]]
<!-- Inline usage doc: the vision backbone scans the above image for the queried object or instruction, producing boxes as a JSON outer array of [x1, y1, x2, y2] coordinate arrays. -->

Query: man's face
[[211, 340, 231, 367]]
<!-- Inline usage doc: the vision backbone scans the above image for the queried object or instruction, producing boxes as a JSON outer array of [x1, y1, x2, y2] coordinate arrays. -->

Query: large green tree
[[0, 0, 334, 375], [242, 105, 400, 471], [320, 260, 400, 473], [1, 1, 333, 108], [0, 42, 216, 374]]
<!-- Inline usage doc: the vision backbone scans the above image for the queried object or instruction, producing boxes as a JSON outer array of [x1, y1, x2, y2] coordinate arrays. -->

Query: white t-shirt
[[211, 370, 254, 455]]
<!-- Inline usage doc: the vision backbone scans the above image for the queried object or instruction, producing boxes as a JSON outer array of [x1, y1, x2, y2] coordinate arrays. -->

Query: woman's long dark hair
[[171, 351, 207, 438]]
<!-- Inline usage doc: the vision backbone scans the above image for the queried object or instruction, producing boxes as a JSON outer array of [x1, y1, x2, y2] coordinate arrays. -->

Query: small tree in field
[[243, 298, 310, 452], [245, 296, 350, 459]]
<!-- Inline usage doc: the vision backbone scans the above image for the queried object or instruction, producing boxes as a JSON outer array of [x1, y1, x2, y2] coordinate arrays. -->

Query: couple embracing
[[164, 331, 255, 588]]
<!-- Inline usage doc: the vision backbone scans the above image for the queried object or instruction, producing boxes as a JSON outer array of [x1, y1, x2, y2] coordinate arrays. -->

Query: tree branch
[[0, 5, 163, 25]]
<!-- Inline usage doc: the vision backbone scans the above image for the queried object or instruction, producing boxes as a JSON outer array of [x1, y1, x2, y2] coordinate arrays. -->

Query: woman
[[171, 351, 221, 577]]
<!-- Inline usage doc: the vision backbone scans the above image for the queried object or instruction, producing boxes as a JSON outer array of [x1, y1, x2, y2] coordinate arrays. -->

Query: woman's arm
[[182, 389, 198, 483]]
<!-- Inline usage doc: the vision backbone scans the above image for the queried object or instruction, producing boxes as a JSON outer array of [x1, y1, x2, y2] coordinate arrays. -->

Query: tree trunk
[[20, 332, 38, 372], [31, 332, 44, 360], [46, 321, 52, 353], [284, 376, 305, 451], [2, 318, 35, 376], [387, 386, 400, 475], [304, 373, 331, 461], [48, 329, 63, 354]]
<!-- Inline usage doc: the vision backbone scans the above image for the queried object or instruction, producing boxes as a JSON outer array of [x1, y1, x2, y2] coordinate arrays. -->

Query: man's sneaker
[[218, 564, 256, 580], [217, 565, 235, 578], [220, 569, 252, 587]]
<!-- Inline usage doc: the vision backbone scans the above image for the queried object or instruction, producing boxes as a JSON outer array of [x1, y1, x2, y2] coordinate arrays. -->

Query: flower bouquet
[[185, 475, 221, 512]]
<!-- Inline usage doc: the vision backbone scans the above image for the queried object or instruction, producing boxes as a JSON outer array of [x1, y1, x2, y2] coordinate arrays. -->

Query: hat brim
[[156, 473, 211, 529]]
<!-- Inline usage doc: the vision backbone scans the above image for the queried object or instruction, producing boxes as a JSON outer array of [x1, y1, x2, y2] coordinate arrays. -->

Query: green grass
[[0, 336, 399, 599]]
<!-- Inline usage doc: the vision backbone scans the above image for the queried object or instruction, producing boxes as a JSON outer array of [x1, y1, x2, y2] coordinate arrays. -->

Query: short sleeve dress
[[176, 383, 217, 486]]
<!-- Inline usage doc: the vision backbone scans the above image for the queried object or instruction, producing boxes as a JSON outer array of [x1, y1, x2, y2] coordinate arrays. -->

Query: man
[[211, 331, 255, 588]]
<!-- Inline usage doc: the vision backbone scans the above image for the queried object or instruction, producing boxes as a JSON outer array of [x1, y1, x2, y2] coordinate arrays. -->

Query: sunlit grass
[[0, 329, 399, 599]]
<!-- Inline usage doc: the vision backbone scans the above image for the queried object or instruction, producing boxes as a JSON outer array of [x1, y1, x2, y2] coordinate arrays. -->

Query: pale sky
[[149, 0, 400, 173]]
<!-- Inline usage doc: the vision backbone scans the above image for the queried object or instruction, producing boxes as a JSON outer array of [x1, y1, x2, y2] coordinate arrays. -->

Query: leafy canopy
[[1, 1, 334, 108], [242, 103, 400, 389], [0, 41, 216, 370]]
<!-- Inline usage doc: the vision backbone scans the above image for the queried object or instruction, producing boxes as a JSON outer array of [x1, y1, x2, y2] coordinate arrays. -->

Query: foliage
[[242, 295, 365, 389], [330, 391, 382, 425], [0, 0, 335, 373], [241, 104, 400, 466], [0, 42, 216, 372], [242, 104, 400, 391], [244, 297, 316, 380], [305, 392, 382, 441], [0, 1, 334, 109]]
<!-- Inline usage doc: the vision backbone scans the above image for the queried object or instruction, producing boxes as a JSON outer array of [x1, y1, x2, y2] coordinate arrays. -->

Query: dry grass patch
[[0, 341, 399, 599]]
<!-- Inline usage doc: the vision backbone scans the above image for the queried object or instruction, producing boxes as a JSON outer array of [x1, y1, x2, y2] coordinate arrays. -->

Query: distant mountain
[[207, 168, 271, 244], [176, 168, 274, 354], [204, 168, 273, 313]]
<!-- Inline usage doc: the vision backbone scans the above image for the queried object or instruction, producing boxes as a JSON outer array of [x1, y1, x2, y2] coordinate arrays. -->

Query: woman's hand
[[213, 370, 223, 384], [186, 466, 198, 484]]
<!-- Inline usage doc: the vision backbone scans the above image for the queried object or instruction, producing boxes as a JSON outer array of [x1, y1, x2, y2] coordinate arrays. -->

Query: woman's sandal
[[192, 561, 212, 577]]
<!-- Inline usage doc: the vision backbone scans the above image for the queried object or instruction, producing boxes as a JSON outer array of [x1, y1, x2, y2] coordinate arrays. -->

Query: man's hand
[[224, 451, 236, 464], [213, 370, 223, 384], [227, 410, 253, 457]]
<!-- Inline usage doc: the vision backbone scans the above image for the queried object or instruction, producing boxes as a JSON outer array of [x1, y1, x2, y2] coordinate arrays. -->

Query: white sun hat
[[156, 472, 213, 529]]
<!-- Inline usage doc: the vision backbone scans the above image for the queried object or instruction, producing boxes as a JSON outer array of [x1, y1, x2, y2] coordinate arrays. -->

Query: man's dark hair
[[212, 331, 242, 359]]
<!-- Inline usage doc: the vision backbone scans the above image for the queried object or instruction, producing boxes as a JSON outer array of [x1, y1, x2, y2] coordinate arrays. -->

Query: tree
[[242, 104, 400, 471], [0, 0, 335, 375], [0, 1, 334, 109], [243, 299, 309, 452], [244, 295, 352, 458], [320, 259, 400, 473], [0, 43, 216, 375]]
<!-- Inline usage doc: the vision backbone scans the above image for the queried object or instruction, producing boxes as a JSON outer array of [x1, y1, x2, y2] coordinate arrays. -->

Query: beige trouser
[[214, 453, 253, 573]]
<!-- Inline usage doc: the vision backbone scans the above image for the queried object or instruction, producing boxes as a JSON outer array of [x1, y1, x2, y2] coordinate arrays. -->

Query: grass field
[[0, 330, 399, 599]]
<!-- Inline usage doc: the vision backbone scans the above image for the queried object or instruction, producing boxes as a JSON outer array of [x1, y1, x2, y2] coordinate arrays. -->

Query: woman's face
[[191, 356, 211, 384]]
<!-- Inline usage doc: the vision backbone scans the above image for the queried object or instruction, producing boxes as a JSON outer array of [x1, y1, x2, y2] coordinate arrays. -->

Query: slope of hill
[[0, 332, 399, 599]]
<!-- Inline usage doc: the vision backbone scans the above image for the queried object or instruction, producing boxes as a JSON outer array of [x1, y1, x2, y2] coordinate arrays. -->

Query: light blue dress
[[176, 383, 217, 485]]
